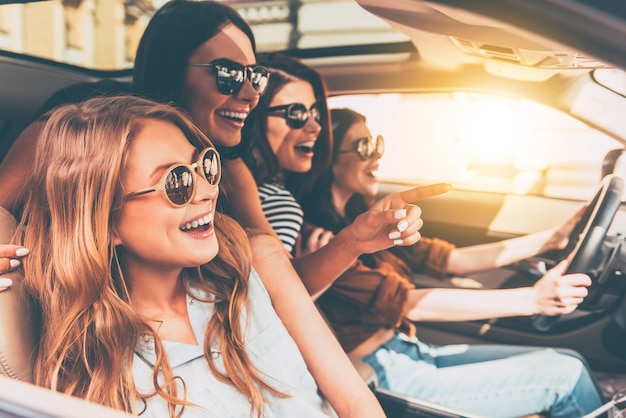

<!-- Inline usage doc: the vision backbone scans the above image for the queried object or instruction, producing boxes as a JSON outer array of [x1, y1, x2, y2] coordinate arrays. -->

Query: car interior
[[1, 0, 626, 416], [312, 0, 626, 392]]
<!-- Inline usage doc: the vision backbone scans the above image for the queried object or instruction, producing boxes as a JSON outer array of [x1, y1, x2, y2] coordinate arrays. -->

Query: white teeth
[[294, 141, 315, 153], [217, 110, 247, 120], [182, 214, 213, 231]]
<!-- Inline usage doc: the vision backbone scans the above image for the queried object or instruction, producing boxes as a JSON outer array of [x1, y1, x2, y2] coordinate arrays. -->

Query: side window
[[328, 93, 621, 200]]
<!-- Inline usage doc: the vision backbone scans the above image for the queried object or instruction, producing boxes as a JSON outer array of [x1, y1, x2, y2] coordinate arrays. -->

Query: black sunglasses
[[188, 61, 270, 96], [338, 135, 385, 161], [267, 102, 322, 129], [126, 147, 221, 207]]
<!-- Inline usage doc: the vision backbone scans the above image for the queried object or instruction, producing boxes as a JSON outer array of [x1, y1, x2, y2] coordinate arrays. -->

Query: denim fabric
[[133, 269, 334, 418], [362, 332, 603, 418]]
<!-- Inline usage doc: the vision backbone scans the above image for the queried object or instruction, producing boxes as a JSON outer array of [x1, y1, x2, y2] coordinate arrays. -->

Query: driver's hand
[[541, 203, 588, 253], [531, 260, 591, 316]]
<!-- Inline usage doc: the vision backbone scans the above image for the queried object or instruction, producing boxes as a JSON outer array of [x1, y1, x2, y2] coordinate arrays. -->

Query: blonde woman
[[15, 95, 384, 417]]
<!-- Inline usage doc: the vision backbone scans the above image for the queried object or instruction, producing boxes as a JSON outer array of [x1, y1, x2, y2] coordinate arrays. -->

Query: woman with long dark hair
[[241, 52, 332, 254], [300, 107, 605, 418], [133, 1, 441, 299]]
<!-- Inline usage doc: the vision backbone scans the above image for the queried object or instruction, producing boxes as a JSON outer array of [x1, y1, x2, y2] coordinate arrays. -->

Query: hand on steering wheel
[[533, 174, 624, 331]]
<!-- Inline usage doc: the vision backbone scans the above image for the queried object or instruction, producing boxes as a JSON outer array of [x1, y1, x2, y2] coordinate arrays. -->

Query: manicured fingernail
[[394, 209, 407, 220], [15, 248, 29, 257], [397, 220, 409, 232], [0, 278, 12, 287], [9, 259, 20, 268], [393, 239, 403, 246], [388, 231, 401, 240]]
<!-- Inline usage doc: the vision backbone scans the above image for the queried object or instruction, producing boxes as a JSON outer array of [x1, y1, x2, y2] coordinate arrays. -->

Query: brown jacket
[[317, 237, 455, 353]]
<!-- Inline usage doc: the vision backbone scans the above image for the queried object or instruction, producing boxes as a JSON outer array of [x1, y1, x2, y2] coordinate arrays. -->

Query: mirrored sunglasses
[[267, 102, 322, 129], [338, 135, 385, 161], [126, 147, 221, 207], [188, 61, 270, 96]]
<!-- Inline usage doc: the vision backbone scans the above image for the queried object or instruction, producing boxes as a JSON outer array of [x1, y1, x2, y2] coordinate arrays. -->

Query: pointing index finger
[[396, 183, 452, 203]]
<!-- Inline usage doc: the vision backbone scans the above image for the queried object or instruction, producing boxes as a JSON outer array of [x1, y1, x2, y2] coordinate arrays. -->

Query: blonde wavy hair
[[17, 95, 283, 416]]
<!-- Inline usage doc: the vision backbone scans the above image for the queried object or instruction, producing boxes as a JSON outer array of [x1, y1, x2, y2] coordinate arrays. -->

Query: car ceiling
[[358, 0, 626, 71], [318, 0, 626, 146], [2, 0, 625, 116], [313, 0, 599, 104]]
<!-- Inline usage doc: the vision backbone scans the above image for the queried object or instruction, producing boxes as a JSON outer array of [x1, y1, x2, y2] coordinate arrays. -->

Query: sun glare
[[455, 92, 517, 164], [329, 92, 615, 198]]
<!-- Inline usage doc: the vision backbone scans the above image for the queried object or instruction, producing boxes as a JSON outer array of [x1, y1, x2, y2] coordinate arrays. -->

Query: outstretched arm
[[406, 260, 591, 322], [0, 122, 42, 214], [294, 183, 452, 298], [446, 204, 586, 276], [250, 233, 385, 418], [0, 121, 38, 289], [223, 158, 450, 298]]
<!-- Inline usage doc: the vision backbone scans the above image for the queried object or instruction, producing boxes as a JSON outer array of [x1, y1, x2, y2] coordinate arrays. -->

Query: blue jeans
[[362, 333, 604, 417]]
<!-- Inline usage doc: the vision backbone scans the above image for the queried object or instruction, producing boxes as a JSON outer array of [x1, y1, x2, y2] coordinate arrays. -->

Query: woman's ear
[[111, 228, 122, 247]]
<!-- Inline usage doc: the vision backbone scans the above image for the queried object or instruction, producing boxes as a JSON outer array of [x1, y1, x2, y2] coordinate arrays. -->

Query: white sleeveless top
[[132, 269, 335, 418]]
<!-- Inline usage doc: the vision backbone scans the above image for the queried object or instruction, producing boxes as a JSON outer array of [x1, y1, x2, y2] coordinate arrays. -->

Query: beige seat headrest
[[0, 207, 37, 382]]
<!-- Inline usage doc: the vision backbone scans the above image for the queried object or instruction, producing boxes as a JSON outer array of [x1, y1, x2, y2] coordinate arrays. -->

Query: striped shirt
[[258, 182, 304, 254]]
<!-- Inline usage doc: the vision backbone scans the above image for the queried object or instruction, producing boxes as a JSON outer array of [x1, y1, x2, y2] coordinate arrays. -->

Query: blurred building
[[0, 0, 402, 71], [0, 0, 154, 70]]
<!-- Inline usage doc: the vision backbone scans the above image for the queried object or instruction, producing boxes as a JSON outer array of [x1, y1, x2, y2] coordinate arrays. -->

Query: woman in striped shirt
[[242, 52, 333, 255]]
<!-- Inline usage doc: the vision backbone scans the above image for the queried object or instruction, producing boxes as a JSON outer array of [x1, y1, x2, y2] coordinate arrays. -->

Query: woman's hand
[[297, 226, 335, 256], [531, 260, 592, 316], [345, 183, 451, 254], [541, 204, 587, 253], [0, 245, 29, 292]]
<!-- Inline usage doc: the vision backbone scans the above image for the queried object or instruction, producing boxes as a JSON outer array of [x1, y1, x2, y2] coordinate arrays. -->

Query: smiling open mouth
[[216, 110, 247, 123], [181, 214, 213, 232], [294, 141, 315, 153]]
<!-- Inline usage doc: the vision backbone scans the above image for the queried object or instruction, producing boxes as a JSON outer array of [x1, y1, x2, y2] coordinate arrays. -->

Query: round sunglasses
[[337, 135, 385, 161], [188, 60, 270, 96], [126, 147, 221, 207], [267, 102, 322, 129]]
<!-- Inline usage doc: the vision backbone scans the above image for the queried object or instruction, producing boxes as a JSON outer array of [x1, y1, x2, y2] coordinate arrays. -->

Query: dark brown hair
[[133, 0, 255, 107], [241, 52, 332, 200]]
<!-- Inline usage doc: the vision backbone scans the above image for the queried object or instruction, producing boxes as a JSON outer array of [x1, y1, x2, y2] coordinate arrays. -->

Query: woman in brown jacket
[[300, 107, 604, 418]]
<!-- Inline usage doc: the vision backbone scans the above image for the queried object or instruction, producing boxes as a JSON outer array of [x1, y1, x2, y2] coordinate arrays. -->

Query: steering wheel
[[533, 174, 624, 331]]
